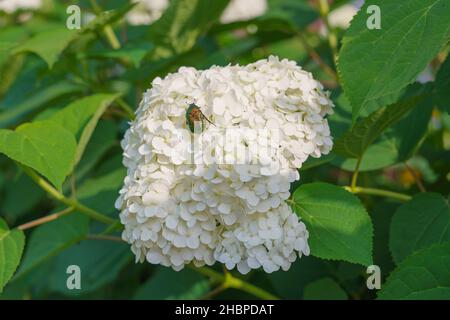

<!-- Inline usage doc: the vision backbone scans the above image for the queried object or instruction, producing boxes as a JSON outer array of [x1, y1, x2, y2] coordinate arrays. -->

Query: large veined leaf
[[289, 183, 373, 266], [390, 193, 450, 264], [13, 27, 78, 68], [14, 213, 89, 279], [134, 267, 209, 300], [149, 0, 230, 58], [0, 121, 77, 189], [434, 56, 450, 114], [378, 242, 450, 299], [333, 95, 425, 158], [0, 218, 25, 293], [338, 0, 450, 122], [48, 93, 121, 165]]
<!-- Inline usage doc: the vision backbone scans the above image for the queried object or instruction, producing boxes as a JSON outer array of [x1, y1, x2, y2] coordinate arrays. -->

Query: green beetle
[[185, 103, 214, 133]]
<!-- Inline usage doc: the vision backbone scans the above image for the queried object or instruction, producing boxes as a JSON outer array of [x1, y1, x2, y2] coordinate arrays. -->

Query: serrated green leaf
[[48, 239, 131, 296], [48, 93, 120, 165], [338, 0, 450, 122], [378, 242, 450, 299], [390, 193, 450, 264], [14, 213, 89, 280], [434, 56, 450, 114], [290, 183, 373, 266], [303, 277, 347, 300], [133, 267, 209, 300], [0, 218, 25, 293], [334, 95, 425, 158], [0, 121, 77, 189], [13, 27, 78, 68]]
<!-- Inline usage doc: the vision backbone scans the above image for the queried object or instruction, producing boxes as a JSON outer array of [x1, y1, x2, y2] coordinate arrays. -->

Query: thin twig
[[17, 207, 75, 230], [317, 0, 339, 64], [345, 186, 412, 202], [404, 162, 426, 192], [23, 166, 115, 225], [296, 31, 338, 83], [86, 234, 124, 242]]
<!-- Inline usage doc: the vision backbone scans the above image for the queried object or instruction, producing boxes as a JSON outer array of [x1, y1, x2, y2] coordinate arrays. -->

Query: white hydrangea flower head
[[0, 0, 41, 13], [126, 0, 267, 26], [116, 56, 334, 274]]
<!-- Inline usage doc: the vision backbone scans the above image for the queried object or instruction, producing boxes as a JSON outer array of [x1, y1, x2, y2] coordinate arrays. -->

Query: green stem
[[351, 157, 362, 192], [318, 0, 338, 63], [345, 186, 412, 202], [24, 167, 115, 224], [89, 0, 121, 50], [117, 98, 136, 120], [189, 265, 279, 300]]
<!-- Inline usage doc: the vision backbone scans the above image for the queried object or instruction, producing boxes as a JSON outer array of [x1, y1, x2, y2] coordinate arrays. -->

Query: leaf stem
[[404, 162, 426, 192], [117, 98, 136, 120], [23, 167, 115, 225], [86, 234, 124, 242], [345, 186, 412, 202], [16, 207, 75, 230], [89, 0, 121, 50], [296, 31, 338, 83], [351, 157, 362, 191], [189, 265, 279, 300]]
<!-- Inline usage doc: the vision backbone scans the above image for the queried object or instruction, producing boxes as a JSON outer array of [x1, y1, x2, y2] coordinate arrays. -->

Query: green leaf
[[0, 218, 25, 293], [378, 242, 450, 299], [390, 193, 450, 264], [75, 120, 117, 180], [290, 183, 373, 266], [14, 213, 89, 279], [0, 121, 77, 189], [149, 0, 230, 57], [86, 43, 154, 67], [338, 0, 450, 122], [77, 168, 126, 216], [0, 81, 85, 128], [48, 240, 131, 296], [434, 56, 450, 114], [13, 27, 78, 68], [133, 267, 209, 300], [48, 93, 120, 165], [82, 2, 137, 33], [2, 173, 45, 221], [267, 256, 333, 299], [303, 277, 347, 300], [334, 95, 425, 159]]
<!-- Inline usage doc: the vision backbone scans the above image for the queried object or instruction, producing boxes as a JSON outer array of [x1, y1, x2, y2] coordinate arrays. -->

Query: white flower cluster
[[0, 0, 41, 13], [116, 56, 334, 274], [126, 0, 267, 25]]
